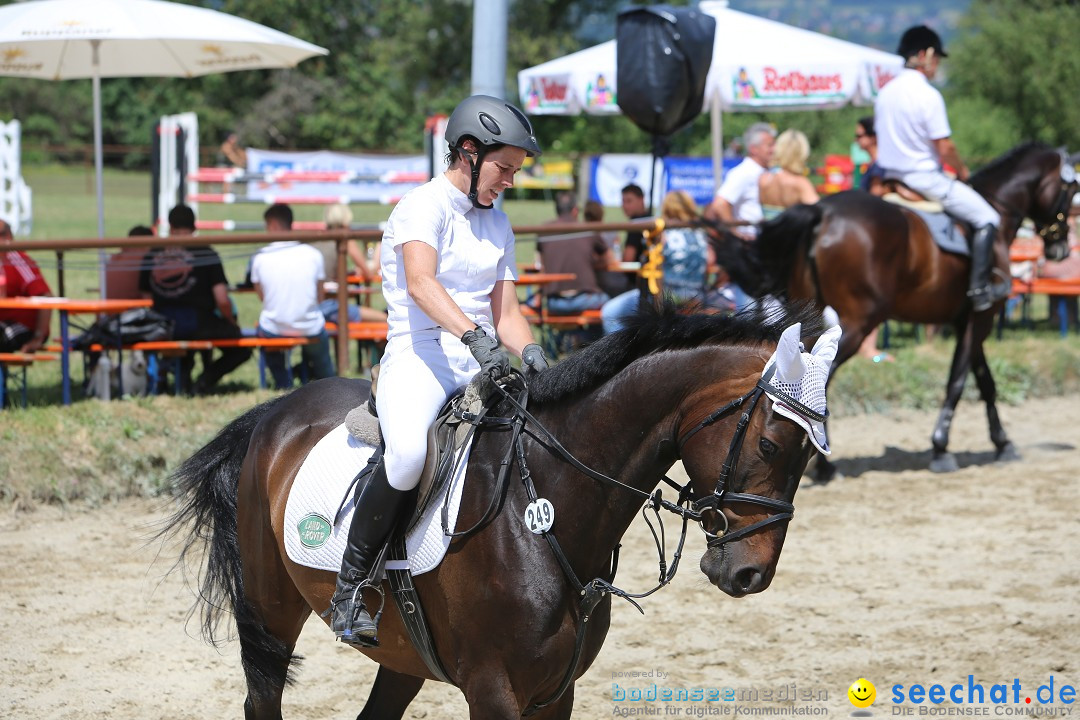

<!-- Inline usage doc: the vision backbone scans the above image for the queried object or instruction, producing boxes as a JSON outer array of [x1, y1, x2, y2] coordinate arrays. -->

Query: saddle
[[343, 365, 501, 531], [879, 179, 970, 257], [880, 178, 945, 213]]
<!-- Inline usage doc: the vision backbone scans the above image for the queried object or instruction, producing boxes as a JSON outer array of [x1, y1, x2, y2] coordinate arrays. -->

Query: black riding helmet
[[897, 25, 948, 60], [445, 95, 542, 209]]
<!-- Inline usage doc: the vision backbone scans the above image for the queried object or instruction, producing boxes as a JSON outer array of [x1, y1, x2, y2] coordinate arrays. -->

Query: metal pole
[[92, 40, 108, 296], [710, 90, 724, 192], [471, 0, 508, 99]]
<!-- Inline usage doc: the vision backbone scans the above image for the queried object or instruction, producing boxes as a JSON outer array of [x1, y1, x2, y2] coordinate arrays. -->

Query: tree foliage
[[1, 0, 1078, 172], [945, 0, 1080, 162]]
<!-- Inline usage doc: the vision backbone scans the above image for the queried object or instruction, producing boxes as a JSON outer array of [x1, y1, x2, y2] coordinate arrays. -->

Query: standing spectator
[[601, 190, 714, 334], [251, 203, 335, 389], [105, 225, 154, 300], [536, 191, 613, 316], [0, 217, 52, 353], [313, 203, 386, 324], [853, 117, 892, 361], [140, 204, 250, 395], [758, 129, 820, 219], [706, 122, 776, 238], [855, 116, 886, 196]]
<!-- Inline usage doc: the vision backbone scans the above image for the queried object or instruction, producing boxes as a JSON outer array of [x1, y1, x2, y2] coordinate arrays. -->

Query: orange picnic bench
[[1011, 276, 1080, 336], [0, 352, 59, 408]]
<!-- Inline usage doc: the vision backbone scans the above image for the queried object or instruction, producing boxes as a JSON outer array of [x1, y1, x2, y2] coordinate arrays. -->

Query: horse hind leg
[[930, 316, 975, 473], [970, 324, 1020, 462], [356, 666, 425, 720]]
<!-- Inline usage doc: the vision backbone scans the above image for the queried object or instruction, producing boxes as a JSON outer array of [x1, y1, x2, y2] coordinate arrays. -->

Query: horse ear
[[810, 325, 842, 370], [774, 323, 806, 382]]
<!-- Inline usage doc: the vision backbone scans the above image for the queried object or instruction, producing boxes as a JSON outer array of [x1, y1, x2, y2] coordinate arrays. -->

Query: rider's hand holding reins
[[521, 343, 549, 375], [462, 326, 511, 380]]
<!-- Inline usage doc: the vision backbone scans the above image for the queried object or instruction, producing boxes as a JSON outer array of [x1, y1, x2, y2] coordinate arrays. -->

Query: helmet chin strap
[[464, 147, 493, 209]]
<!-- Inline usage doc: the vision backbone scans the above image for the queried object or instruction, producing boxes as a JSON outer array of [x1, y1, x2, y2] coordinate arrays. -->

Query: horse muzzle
[[1044, 241, 1070, 262], [700, 551, 776, 598]]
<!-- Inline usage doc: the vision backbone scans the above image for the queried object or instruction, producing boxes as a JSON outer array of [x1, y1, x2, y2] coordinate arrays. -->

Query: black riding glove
[[521, 343, 549, 374], [461, 326, 511, 380]]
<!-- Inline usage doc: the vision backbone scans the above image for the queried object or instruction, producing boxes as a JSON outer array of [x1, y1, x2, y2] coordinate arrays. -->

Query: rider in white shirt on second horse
[[329, 96, 550, 646], [875, 24, 1009, 313]]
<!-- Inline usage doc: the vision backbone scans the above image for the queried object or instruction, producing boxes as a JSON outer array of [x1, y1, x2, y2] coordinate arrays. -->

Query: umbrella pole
[[92, 40, 108, 296]]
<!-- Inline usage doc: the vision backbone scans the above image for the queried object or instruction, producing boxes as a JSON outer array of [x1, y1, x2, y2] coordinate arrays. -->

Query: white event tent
[[517, 0, 904, 184]]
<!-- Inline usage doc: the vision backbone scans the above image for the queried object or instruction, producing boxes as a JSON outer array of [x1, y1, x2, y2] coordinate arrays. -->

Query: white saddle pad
[[283, 423, 469, 576]]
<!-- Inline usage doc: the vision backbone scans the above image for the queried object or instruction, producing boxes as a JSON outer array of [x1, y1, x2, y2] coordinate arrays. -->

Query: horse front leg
[[356, 665, 425, 720], [930, 315, 974, 473], [970, 317, 1021, 462]]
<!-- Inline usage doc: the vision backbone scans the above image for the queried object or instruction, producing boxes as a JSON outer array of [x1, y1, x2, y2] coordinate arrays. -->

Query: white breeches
[[896, 169, 1001, 228], [374, 330, 480, 491]]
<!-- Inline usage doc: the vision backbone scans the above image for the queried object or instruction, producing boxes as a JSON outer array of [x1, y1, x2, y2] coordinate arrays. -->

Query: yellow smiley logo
[[848, 678, 876, 708]]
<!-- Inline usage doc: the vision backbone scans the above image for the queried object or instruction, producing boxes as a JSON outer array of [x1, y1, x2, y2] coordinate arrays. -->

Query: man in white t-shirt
[[875, 25, 1008, 312], [250, 203, 335, 388], [706, 122, 776, 239]]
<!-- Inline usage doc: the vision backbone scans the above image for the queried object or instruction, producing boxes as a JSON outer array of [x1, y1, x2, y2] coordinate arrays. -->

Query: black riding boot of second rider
[[968, 224, 1009, 313], [330, 461, 408, 646]]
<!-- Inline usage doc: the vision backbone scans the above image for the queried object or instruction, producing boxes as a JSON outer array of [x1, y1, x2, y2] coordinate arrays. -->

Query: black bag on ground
[[72, 308, 174, 350]]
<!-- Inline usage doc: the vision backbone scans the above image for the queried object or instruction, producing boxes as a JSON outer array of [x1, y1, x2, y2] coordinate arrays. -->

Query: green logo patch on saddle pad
[[297, 513, 332, 549]]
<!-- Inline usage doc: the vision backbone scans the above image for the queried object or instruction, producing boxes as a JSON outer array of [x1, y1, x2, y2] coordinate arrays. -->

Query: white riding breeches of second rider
[[374, 329, 480, 491], [895, 169, 1001, 229]]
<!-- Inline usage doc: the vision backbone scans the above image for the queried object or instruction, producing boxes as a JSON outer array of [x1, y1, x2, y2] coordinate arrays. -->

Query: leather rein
[[453, 368, 806, 714]]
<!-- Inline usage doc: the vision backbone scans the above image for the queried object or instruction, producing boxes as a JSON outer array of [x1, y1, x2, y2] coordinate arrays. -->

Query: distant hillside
[[722, 0, 970, 50]]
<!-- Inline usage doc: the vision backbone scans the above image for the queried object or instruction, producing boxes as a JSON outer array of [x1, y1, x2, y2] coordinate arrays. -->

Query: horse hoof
[[812, 463, 842, 485], [995, 442, 1021, 463], [929, 452, 959, 473]]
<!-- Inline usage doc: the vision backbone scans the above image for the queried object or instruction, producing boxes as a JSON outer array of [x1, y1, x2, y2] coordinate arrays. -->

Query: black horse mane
[[969, 141, 1054, 191], [527, 300, 824, 404]]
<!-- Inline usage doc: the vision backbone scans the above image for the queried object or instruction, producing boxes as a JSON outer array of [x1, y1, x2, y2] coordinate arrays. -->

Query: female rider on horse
[[329, 96, 550, 646]]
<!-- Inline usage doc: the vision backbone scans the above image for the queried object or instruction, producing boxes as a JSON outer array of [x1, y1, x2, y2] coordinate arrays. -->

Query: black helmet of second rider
[[896, 25, 948, 63], [445, 95, 542, 209]]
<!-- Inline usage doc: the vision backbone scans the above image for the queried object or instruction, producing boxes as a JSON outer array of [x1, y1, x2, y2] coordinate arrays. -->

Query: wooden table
[[0, 297, 152, 405]]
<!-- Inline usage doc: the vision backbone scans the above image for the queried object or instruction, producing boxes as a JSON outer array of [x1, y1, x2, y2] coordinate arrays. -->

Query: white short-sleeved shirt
[[381, 173, 518, 341], [250, 241, 326, 336], [716, 157, 766, 231], [875, 68, 952, 173]]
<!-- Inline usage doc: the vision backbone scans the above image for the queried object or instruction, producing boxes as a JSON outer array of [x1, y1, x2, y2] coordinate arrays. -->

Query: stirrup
[[331, 579, 386, 647]]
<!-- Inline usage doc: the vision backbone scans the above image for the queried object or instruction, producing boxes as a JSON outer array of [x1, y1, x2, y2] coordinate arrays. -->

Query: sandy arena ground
[[2, 394, 1078, 719]]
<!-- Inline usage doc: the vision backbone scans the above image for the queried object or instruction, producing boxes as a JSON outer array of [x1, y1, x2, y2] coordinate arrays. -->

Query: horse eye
[[759, 438, 778, 456]]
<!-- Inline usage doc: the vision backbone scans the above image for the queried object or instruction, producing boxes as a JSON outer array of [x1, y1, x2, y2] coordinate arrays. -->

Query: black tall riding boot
[[967, 224, 1009, 312], [329, 460, 408, 646]]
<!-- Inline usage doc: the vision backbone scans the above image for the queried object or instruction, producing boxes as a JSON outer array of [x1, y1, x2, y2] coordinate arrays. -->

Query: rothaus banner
[[245, 149, 429, 205]]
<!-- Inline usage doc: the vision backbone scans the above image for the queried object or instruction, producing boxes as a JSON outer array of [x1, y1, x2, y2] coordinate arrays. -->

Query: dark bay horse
[[714, 142, 1076, 480], [163, 305, 833, 719]]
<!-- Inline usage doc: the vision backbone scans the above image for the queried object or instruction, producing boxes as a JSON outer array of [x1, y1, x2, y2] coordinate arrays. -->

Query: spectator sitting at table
[[586, 199, 628, 298], [313, 203, 387, 325], [601, 190, 714, 334], [251, 203, 335, 389], [620, 183, 651, 262], [536, 191, 614, 317], [139, 204, 251, 395], [0, 216, 52, 353], [105, 225, 154, 300]]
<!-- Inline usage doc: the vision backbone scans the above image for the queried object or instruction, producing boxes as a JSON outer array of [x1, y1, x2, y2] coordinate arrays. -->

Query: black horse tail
[[711, 203, 824, 298], [157, 394, 295, 695]]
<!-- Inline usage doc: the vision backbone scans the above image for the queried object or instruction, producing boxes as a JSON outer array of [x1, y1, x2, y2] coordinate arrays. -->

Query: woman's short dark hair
[[857, 116, 876, 138]]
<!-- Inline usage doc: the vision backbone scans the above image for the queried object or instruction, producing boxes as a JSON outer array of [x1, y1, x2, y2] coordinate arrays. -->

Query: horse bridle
[[675, 364, 823, 547], [988, 171, 1077, 250]]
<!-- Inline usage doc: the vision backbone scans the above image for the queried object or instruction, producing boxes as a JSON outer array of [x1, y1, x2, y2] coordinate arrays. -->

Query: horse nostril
[[734, 566, 764, 594]]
